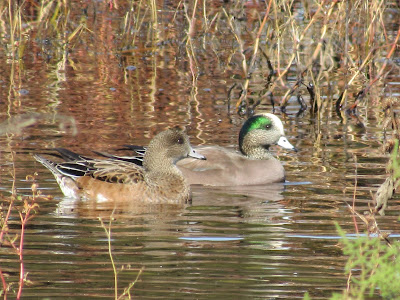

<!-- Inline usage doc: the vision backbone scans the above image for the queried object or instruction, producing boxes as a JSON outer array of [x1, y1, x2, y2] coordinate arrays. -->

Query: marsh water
[[1, 1, 400, 299]]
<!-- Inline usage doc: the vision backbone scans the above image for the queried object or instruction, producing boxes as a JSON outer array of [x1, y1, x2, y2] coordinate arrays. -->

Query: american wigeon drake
[[33, 127, 206, 203], [177, 113, 296, 185], [107, 113, 296, 186]]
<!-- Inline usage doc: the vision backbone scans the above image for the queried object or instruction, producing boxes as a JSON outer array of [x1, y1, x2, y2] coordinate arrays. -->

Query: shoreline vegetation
[[0, 0, 399, 299]]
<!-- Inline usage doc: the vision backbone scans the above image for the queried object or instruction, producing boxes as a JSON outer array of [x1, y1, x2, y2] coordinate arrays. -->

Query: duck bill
[[189, 148, 206, 160], [277, 136, 297, 151]]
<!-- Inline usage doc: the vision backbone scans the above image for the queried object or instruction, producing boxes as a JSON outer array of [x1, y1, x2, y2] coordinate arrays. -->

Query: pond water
[[1, 1, 400, 299]]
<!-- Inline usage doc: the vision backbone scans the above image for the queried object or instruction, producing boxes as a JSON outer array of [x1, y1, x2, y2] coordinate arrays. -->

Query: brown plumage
[[33, 127, 205, 203]]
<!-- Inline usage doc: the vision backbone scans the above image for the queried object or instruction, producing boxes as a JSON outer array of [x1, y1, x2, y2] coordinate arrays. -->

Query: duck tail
[[33, 154, 81, 198], [33, 154, 60, 178]]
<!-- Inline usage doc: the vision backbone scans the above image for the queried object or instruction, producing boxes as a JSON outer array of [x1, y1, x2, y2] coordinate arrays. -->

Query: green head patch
[[239, 115, 272, 152]]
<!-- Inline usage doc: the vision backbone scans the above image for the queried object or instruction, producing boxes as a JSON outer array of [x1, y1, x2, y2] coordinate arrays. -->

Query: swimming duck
[[110, 113, 296, 186], [176, 113, 296, 186], [33, 127, 206, 203]]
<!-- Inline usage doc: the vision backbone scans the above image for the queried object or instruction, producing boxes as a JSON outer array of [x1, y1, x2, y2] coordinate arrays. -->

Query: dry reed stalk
[[222, 7, 249, 113], [233, 0, 273, 112], [349, 27, 400, 108], [279, 0, 338, 108], [184, 0, 200, 87], [334, 0, 391, 111], [99, 213, 118, 300], [99, 212, 144, 300], [149, 0, 157, 27], [234, 0, 394, 116]]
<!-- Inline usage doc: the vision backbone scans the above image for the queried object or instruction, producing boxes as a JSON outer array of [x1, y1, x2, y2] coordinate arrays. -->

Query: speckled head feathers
[[239, 113, 286, 154], [144, 127, 205, 169]]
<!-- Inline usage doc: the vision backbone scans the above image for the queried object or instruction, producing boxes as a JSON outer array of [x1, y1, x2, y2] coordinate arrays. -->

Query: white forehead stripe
[[262, 113, 285, 135]]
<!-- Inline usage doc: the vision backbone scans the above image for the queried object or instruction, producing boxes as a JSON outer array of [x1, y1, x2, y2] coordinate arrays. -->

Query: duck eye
[[265, 124, 272, 129], [177, 137, 184, 144]]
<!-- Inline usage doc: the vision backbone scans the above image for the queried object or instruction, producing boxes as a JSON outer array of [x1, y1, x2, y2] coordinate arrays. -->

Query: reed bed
[[0, 1, 398, 117]]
